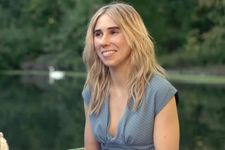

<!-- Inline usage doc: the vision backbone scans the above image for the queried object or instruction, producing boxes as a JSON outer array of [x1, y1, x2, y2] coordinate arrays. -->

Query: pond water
[[0, 74, 224, 150]]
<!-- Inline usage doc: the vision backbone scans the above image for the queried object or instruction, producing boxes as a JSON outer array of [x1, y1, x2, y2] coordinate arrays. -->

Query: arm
[[84, 104, 100, 150], [153, 97, 180, 150]]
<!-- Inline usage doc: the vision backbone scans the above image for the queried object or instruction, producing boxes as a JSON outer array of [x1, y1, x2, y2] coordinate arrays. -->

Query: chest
[[89, 96, 155, 145], [108, 93, 128, 137]]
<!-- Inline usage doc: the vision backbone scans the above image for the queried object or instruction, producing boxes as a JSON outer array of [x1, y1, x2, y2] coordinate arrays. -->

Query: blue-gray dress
[[82, 74, 178, 150]]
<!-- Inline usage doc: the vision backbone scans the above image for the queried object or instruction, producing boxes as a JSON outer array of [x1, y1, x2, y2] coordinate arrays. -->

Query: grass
[[0, 70, 86, 78], [67, 148, 84, 150], [0, 70, 225, 85], [168, 72, 225, 85]]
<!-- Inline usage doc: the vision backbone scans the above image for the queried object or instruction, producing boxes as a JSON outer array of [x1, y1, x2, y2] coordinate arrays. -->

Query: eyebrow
[[94, 26, 120, 33]]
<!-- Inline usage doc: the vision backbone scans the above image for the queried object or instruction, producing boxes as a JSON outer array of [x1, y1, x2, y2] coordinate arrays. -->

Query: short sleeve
[[82, 86, 91, 107], [151, 75, 178, 115]]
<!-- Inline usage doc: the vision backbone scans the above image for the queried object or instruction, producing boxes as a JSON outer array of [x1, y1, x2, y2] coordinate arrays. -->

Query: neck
[[109, 65, 130, 89]]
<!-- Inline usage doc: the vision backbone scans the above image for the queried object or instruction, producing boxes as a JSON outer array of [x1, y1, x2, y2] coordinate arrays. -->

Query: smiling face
[[94, 14, 131, 69]]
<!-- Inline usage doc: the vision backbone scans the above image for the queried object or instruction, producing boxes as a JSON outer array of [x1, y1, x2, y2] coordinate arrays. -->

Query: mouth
[[101, 50, 117, 57]]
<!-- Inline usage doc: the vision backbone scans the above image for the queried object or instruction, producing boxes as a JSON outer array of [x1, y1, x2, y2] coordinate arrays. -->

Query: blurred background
[[0, 0, 224, 149]]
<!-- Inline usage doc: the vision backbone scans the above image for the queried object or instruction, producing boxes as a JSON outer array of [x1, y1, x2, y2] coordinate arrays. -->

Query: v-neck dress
[[82, 74, 178, 150]]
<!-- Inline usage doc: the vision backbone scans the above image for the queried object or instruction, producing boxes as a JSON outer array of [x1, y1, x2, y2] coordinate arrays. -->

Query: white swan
[[48, 66, 65, 84]]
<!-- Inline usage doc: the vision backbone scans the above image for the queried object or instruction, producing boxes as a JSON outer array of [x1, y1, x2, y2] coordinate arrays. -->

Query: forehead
[[94, 14, 118, 30]]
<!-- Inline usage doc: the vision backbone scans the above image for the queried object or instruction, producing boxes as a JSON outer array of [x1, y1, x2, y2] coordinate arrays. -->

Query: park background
[[0, 0, 224, 149]]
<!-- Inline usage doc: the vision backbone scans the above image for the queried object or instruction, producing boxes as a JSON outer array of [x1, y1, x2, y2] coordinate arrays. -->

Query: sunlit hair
[[83, 2, 165, 115]]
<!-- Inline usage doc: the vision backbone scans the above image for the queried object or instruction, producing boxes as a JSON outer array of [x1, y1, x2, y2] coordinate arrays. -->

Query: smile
[[101, 50, 117, 57]]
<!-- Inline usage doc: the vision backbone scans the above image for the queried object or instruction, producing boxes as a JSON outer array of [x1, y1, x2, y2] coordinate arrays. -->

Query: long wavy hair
[[83, 2, 165, 115]]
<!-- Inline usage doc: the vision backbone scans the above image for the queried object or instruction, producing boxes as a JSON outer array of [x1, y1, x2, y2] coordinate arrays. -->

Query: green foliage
[[161, 0, 225, 67], [121, 0, 195, 54], [0, 0, 224, 69], [0, 0, 104, 70], [184, 0, 225, 65], [0, 27, 43, 68]]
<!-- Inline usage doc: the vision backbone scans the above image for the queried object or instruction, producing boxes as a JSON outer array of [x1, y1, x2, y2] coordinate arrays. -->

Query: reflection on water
[[177, 83, 225, 150], [0, 75, 224, 150], [0, 75, 85, 150]]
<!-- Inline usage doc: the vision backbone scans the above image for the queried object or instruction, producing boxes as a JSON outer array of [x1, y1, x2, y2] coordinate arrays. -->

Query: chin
[[102, 61, 116, 67], [103, 63, 115, 67]]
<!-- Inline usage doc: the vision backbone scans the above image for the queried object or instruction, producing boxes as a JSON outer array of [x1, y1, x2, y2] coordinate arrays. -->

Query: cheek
[[94, 39, 98, 49], [94, 40, 100, 53], [116, 35, 129, 48], [94, 42, 101, 56]]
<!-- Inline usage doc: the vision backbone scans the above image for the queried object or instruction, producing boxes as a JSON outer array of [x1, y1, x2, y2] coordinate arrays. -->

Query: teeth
[[102, 50, 116, 56]]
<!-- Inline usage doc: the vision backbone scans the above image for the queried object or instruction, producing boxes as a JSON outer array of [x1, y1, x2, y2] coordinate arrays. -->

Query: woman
[[82, 2, 179, 150]]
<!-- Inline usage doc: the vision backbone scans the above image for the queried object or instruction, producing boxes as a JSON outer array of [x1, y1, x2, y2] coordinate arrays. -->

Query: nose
[[100, 34, 110, 46]]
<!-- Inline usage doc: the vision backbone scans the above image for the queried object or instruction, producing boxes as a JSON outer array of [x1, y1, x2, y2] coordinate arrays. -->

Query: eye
[[110, 29, 119, 35], [94, 31, 102, 37]]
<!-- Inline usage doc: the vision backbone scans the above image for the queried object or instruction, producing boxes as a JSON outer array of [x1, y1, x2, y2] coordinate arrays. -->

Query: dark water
[[0, 75, 224, 150]]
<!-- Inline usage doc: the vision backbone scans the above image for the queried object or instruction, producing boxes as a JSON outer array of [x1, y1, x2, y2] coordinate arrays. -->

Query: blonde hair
[[83, 2, 165, 115]]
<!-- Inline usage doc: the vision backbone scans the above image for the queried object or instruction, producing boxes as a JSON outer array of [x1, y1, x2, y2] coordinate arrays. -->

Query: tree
[[0, 0, 104, 70]]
